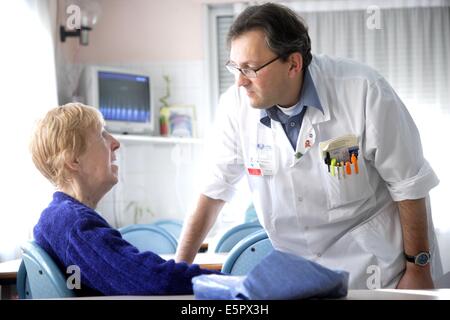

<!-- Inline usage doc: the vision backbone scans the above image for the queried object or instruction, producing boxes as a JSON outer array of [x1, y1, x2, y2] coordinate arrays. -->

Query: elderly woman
[[30, 103, 218, 296]]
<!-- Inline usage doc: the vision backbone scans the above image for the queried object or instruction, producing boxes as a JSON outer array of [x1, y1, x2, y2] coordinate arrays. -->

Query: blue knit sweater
[[33, 192, 218, 296]]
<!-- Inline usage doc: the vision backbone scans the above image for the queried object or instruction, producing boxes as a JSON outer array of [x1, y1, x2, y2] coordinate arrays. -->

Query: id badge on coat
[[248, 144, 275, 176], [247, 126, 276, 176]]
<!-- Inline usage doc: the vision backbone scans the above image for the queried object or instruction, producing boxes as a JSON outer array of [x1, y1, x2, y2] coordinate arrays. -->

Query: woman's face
[[76, 126, 120, 195]]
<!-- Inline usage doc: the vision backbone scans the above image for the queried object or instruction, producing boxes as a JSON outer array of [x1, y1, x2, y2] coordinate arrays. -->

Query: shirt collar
[[260, 67, 323, 128]]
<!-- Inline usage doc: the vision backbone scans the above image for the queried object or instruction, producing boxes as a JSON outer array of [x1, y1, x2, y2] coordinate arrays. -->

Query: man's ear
[[287, 52, 303, 78]]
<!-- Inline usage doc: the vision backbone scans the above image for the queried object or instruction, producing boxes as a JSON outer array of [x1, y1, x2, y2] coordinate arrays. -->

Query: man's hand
[[396, 264, 434, 289]]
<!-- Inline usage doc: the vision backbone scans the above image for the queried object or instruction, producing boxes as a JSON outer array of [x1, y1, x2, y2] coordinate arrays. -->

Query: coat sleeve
[[362, 77, 439, 201], [201, 86, 246, 202]]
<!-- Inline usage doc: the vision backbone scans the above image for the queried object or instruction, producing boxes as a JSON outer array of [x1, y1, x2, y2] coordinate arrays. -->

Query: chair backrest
[[16, 260, 31, 299], [221, 229, 273, 275], [244, 203, 259, 223], [119, 224, 178, 254], [153, 219, 183, 239], [17, 240, 75, 299], [214, 222, 263, 253]]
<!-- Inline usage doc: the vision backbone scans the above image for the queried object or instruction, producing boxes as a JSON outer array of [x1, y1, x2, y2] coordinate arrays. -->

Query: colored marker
[[330, 158, 337, 177], [351, 153, 359, 174], [340, 161, 345, 178], [324, 152, 331, 172], [345, 161, 352, 175]]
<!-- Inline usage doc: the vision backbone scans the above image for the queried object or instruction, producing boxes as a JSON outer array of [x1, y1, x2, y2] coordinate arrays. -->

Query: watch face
[[415, 252, 430, 266]]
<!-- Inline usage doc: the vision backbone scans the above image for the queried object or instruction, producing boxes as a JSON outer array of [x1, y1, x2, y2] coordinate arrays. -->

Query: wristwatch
[[404, 251, 431, 266]]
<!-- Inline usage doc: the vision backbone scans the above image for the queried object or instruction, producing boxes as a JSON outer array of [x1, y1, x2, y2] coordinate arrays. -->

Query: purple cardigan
[[33, 192, 218, 296]]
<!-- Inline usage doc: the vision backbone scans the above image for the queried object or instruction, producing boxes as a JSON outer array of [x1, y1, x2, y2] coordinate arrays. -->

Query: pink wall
[[60, 0, 204, 63]]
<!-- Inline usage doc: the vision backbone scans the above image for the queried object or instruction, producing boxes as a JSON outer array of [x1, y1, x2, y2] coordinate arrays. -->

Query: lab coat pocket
[[321, 156, 374, 219], [349, 208, 404, 288]]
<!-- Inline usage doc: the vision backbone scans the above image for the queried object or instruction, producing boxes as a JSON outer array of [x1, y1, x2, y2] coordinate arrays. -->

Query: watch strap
[[404, 251, 431, 266], [404, 252, 416, 263]]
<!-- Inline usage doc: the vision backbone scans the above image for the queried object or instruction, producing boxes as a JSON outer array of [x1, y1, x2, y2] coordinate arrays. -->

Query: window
[[205, 4, 234, 119]]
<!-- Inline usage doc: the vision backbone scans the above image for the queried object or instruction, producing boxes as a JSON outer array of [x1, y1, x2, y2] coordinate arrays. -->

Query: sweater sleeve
[[66, 216, 219, 295]]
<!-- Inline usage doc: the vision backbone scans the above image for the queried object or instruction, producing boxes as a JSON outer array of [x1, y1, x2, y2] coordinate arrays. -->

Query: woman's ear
[[288, 52, 303, 77], [64, 153, 80, 173]]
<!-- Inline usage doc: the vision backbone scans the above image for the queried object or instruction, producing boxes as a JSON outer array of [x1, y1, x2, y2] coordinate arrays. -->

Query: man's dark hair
[[227, 2, 312, 69]]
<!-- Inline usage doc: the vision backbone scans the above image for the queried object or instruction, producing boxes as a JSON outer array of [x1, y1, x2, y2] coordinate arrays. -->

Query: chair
[[119, 224, 178, 254], [153, 219, 183, 239], [221, 229, 273, 275], [244, 203, 259, 223], [214, 222, 263, 253], [16, 240, 75, 299]]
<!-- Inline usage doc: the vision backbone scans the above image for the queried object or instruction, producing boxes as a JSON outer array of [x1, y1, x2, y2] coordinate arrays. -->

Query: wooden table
[[0, 259, 21, 299], [2, 257, 450, 301], [0, 259, 21, 284], [0, 253, 227, 285], [161, 252, 228, 271]]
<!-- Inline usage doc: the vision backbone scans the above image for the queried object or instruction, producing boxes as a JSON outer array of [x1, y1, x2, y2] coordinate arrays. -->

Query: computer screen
[[79, 66, 154, 134], [98, 71, 150, 123]]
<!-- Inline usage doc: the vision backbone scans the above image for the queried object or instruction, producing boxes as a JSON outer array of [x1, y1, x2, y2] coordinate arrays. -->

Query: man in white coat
[[176, 3, 442, 289]]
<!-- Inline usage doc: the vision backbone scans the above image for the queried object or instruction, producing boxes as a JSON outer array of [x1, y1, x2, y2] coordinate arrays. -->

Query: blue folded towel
[[192, 274, 247, 300], [192, 250, 349, 300]]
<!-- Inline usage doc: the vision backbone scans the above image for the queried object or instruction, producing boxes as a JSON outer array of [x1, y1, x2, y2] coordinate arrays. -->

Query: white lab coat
[[203, 54, 442, 289]]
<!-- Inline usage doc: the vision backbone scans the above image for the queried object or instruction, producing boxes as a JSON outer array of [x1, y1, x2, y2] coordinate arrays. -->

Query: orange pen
[[351, 154, 359, 174], [345, 161, 352, 175]]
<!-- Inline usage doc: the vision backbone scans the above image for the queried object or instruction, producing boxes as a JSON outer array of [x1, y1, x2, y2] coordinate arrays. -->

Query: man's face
[[229, 29, 290, 109]]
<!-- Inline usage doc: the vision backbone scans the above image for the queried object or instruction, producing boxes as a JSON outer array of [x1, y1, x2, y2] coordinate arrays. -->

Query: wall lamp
[[60, 25, 92, 46]]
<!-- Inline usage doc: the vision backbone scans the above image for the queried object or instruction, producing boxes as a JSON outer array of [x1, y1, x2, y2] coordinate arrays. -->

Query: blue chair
[[221, 229, 273, 275], [17, 240, 75, 299], [119, 224, 178, 254], [214, 222, 263, 253], [244, 203, 259, 223], [153, 219, 183, 239]]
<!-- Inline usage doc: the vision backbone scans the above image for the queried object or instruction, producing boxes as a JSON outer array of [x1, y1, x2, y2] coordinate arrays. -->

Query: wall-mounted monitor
[[79, 66, 154, 134]]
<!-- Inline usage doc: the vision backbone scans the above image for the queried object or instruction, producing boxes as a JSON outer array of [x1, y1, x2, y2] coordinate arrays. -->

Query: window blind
[[216, 15, 235, 96]]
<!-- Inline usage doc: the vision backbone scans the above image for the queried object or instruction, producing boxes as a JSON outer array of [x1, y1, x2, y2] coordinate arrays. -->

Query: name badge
[[247, 163, 263, 176], [247, 143, 275, 176]]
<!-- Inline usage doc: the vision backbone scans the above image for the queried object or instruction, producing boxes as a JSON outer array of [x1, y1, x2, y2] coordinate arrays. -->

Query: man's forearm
[[397, 198, 430, 256], [396, 197, 434, 288], [175, 194, 225, 263]]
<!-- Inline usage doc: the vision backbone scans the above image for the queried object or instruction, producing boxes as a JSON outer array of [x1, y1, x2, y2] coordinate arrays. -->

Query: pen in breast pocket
[[351, 153, 359, 174], [330, 158, 337, 177], [324, 152, 331, 172], [345, 161, 352, 175]]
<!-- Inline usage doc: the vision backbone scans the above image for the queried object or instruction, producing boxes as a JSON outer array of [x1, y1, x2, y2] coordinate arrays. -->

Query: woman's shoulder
[[35, 192, 108, 235]]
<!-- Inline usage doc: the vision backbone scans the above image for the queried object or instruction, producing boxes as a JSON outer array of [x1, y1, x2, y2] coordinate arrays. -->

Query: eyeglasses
[[225, 56, 280, 78]]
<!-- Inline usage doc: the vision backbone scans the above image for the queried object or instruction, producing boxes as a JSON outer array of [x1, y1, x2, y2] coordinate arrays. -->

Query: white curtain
[[0, 0, 57, 262], [281, 0, 450, 272]]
